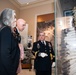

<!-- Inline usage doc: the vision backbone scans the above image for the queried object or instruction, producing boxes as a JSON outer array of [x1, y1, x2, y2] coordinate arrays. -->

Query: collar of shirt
[[41, 41, 46, 45], [16, 27, 20, 33]]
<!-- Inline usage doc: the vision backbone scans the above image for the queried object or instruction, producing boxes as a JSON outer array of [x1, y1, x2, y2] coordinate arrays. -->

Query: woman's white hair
[[0, 8, 15, 27]]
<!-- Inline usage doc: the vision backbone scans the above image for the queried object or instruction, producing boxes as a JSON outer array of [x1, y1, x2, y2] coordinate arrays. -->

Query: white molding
[[9, 0, 20, 9], [9, 0, 54, 10], [20, 0, 54, 10], [34, 12, 54, 42]]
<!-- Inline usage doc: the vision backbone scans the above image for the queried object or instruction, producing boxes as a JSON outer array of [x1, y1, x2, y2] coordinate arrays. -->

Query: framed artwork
[[63, 9, 73, 16], [36, 20, 55, 47]]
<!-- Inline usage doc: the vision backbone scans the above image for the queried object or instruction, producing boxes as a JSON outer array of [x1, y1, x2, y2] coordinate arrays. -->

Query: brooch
[[37, 43, 40, 49]]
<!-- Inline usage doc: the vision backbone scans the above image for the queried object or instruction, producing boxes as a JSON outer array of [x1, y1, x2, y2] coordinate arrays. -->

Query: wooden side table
[[21, 49, 32, 70]]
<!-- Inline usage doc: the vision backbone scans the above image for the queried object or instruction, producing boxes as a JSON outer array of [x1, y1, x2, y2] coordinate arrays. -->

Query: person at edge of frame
[[0, 8, 19, 75]]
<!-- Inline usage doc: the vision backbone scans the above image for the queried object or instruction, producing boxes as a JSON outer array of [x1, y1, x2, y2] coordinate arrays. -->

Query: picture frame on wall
[[37, 20, 55, 47], [63, 9, 73, 16]]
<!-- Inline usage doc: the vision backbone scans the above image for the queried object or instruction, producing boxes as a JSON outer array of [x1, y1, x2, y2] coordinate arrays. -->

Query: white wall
[[20, 2, 54, 42], [0, 0, 20, 19]]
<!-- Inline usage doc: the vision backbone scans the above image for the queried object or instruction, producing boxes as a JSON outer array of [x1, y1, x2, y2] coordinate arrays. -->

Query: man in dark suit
[[0, 8, 26, 75], [16, 19, 26, 74], [32, 32, 55, 75]]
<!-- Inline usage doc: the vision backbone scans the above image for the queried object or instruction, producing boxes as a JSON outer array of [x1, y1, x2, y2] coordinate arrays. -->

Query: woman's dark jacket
[[0, 26, 20, 75]]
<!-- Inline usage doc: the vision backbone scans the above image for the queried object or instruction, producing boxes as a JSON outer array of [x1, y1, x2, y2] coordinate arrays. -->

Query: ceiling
[[9, 0, 54, 10]]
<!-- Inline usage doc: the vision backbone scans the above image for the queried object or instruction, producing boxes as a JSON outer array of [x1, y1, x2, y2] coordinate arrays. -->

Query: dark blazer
[[0, 26, 20, 75], [32, 40, 55, 71]]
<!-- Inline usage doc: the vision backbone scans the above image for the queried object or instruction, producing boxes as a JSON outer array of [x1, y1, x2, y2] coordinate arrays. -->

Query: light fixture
[[26, 3, 29, 5], [16, 0, 37, 4]]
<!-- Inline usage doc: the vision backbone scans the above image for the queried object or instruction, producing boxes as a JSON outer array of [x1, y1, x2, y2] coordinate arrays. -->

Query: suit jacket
[[32, 40, 55, 71], [0, 26, 20, 75]]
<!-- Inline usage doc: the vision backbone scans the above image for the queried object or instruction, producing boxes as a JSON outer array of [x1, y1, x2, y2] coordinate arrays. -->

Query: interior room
[[0, 0, 55, 75]]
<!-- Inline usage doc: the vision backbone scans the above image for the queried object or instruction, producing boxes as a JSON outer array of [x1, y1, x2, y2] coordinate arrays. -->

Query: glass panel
[[56, 0, 76, 75]]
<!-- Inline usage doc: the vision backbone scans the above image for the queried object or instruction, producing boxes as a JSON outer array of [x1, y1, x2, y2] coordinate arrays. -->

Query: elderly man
[[14, 19, 26, 74]]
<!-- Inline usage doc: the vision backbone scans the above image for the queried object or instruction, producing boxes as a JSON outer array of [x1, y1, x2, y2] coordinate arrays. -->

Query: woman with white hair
[[0, 8, 20, 75]]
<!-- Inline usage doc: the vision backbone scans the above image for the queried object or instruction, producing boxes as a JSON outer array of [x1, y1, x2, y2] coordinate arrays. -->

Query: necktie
[[41, 41, 44, 44]]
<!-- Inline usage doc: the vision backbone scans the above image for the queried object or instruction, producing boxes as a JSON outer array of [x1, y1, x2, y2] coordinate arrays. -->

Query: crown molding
[[20, 0, 54, 10], [9, 0, 54, 10], [9, 0, 20, 9]]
